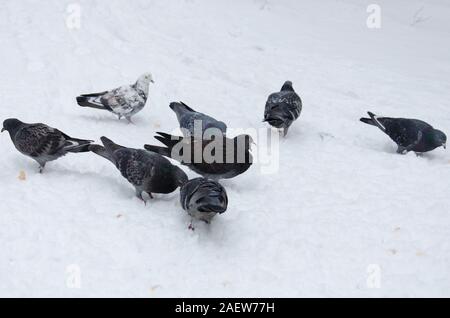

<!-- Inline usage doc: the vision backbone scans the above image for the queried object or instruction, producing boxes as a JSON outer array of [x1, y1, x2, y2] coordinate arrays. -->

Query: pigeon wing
[[382, 119, 425, 148], [265, 91, 301, 119], [15, 124, 67, 157], [101, 85, 145, 115], [115, 149, 155, 187]]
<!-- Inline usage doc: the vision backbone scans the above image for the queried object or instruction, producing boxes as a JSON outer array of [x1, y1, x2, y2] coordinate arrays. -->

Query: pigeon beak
[[1, 128, 5, 133], [443, 143, 447, 149], [150, 79, 155, 84]]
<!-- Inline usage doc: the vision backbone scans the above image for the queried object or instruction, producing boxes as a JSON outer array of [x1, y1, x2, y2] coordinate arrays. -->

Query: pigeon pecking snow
[[1, 118, 93, 173], [89, 136, 187, 202], [76, 73, 154, 123], [169, 101, 227, 138], [144, 132, 253, 180], [264, 81, 302, 136], [360, 111, 447, 154]]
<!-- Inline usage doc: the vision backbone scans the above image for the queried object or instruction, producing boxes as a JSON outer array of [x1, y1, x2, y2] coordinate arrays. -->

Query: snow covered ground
[[0, 0, 449, 297]]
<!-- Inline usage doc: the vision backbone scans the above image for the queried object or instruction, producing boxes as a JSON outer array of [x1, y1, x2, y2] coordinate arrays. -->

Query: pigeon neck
[[6, 124, 23, 139], [135, 79, 150, 98]]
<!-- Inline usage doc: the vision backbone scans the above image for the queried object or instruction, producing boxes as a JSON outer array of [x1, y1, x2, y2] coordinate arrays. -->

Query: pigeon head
[[181, 178, 228, 223], [281, 81, 294, 92], [169, 102, 179, 111], [135, 73, 154, 97], [192, 182, 227, 212], [432, 129, 447, 149], [2, 118, 23, 134], [138, 72, 154, 84]]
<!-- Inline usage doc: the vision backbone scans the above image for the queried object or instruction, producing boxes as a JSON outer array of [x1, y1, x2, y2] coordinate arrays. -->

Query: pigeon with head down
[[360, 111, 446, 154], [2, 118, 93, 173], [144, 132, 254, 180], [180, 177, 228, 229], [89, 136, 187, 202]]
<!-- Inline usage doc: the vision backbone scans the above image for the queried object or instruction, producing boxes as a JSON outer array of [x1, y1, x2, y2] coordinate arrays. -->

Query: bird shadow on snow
[[186, 216, 229, 241], [76, 114, 149, 126], [413, 152, 447, 163], [375, 143, 446, 162]]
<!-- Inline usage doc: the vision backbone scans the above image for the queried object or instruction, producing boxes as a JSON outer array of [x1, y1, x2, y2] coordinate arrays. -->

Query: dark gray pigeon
[[360, 111, 447, 154], [89, 136, 187, 202], [264, 81, 302, 136], [144, 132, 253, 180], [76, 73, 154, 123], [2, 118, 93, 173], [169, 101, 227, 138], [180, 178, 228, 229]]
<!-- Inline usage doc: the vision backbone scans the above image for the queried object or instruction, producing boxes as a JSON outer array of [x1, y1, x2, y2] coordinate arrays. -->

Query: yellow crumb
[[416, 251, 426, 257], [18, 170, 26, 181]]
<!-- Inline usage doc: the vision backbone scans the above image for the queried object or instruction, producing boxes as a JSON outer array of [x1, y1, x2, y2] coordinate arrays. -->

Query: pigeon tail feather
[[80, 91, 108, 98], [154, 132, 183, 149], [76, 96, 109, 110], [367, 111, 386, 131], [144, 144, 170, 157], [64, 137, 94, 153], [360, 117, 375, 126]]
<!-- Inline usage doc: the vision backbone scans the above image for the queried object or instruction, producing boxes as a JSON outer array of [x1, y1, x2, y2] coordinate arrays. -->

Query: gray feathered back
[[170, 102, 227, 137], [264, 81, 302, 135]]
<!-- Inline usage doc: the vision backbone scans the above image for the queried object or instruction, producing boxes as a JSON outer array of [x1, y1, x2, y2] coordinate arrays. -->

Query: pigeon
[[180, 178, 228, 228], [264, 81, 302, 136], [89, 136, 188, 202], [1, 118, 93, 173], [169, 101, 227, 138], [360, 111, 447, 154], [76, 73, 154, 123], [144, 132, 253, 180]]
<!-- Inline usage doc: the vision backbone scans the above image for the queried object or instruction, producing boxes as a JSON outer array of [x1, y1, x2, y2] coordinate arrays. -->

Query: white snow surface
[[0, 0, 449, 297]]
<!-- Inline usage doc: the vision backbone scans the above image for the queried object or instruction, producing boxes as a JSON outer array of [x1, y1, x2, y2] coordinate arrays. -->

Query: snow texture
[[0, 0, 449, 297]]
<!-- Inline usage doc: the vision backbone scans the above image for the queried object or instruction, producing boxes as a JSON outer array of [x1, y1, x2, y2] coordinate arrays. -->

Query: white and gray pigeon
[[2, 118, 93, 173], [264, 81, 302, 136], [360, 111, 447, 154], [180, 178, 228, 230], [76, 73, 154, 123], [169, 101, 227, 138], [89, 136, 188, 202]]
